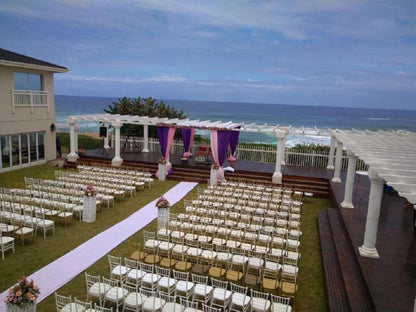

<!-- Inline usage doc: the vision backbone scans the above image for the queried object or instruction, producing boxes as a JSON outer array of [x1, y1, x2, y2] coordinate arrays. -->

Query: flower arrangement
[[211, 162, 219, 170], [156, 196, 170, 208], [5, 277, 40, 306], [84, 184, 97, 197], [158, 157, 167, 164]]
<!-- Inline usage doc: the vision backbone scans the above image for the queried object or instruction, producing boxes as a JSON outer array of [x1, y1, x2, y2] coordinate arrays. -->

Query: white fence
[[119, 137, 368, 171]]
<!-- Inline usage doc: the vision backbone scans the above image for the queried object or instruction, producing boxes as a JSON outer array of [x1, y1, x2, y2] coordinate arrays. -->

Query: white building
[[0, 48, 67, 172]]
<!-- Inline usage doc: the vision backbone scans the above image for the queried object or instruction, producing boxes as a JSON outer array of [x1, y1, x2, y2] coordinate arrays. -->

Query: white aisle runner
[[0, 182, 197, 311]]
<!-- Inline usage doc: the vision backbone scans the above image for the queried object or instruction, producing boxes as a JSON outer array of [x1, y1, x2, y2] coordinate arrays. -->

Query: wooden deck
[[80, 148, 416, 312]]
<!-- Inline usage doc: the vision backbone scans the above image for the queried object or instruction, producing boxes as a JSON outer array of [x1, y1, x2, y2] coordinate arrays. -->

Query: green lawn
[[0, 164, 328, 312]]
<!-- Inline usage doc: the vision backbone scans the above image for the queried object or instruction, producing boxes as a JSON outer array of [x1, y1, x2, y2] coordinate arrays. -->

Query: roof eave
[[0, 60, 68, 73]]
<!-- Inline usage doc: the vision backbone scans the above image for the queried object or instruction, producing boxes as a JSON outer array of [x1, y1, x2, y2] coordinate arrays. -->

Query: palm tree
[[105, 96, 187, 138]]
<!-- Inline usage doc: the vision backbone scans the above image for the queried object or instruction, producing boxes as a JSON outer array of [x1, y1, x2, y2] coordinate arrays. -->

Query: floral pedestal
[[158, 163, 166, 181], [210, 168, 218, 186], [6, 303, 36, 312], [83, 196, 96, 223], [157, 207, 170, 230]]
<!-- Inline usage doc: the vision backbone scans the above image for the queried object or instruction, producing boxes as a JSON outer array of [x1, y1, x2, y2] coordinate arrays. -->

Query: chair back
[[211, 277, 228, 290], [230, 282, 247, 295], [102, 276, 119, 288], [108, 254, 121, 270], [93, 303, 113, 311], [140, 261, 154, 273], [74, 298, 92, 311], [203, 303, 222, 312], [156, 265, 171, 277], [85, 272, 100, 289], [270, 294, 290, 308], [55, 292, 72, 311], [191, 273, 208, 285], [173, 270, 189, 281], [125, 257, 140, 270]]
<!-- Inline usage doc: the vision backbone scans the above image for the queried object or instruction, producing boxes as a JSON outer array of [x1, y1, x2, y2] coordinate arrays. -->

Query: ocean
[[55, 95, 416, 147]]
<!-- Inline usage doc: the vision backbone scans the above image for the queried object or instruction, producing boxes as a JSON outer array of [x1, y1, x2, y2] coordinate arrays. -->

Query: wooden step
[[327, 208, 376, 312], [318, 210, 350, 311], [78, 156, 330, 196]]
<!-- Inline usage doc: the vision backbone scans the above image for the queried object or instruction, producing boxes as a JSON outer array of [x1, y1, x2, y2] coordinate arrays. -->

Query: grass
[[0, 164, 329, 312], [57, 132, 103, 154]]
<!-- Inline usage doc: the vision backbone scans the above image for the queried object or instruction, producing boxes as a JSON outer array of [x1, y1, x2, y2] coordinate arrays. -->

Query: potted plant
[[5, 277, 39, 312]]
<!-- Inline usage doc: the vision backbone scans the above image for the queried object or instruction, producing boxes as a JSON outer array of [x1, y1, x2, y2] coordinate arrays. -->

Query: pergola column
[[358, 168, 385, 258], [103, 123, 110, 149], [331, 140, 343, 183], [111, 121, 123, 167], [142, 124, 149, 152], [67, 118, 79, 162], [280, 136, 286, 165], [327, 135, 336, 169], [341, 150, 357, 209], [74, 125, 80, 154], [272, 132, 286, 184]]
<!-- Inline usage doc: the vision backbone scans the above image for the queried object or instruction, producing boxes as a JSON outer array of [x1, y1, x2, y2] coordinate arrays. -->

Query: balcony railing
[[12, 89, 49, 113]]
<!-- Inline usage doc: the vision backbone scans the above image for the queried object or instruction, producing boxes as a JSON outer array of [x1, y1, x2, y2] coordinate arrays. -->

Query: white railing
[[12, 89, 49, 112], [119, 137, 369, 171]]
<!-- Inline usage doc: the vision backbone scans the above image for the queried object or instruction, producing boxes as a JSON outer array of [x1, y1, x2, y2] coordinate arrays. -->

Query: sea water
[[55, 95, 416, 146]]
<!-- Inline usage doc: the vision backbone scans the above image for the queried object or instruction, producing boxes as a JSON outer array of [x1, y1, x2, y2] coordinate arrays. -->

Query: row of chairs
[[139, 234, 298, 291], [87, 260, 292, 312]]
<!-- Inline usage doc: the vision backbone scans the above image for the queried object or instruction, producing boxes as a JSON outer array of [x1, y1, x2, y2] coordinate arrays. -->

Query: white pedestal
[[7, 303, 36, 312], [83, 197, 96, 223], [272, 171, 282, 184], [158, 207, 170, 230], [158, 163, 166, 181], [210, 169, 218, 186]]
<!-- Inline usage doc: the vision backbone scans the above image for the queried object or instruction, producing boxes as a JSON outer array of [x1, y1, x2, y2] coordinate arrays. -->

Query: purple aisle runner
[[0, 182, 198, 311]]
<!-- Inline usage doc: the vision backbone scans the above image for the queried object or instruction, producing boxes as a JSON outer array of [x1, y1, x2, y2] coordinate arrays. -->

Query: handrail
[[12, 89, 49, 113]]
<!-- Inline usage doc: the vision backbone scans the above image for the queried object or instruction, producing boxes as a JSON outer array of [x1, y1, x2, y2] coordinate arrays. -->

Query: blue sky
[[1, 0, 415, 109]]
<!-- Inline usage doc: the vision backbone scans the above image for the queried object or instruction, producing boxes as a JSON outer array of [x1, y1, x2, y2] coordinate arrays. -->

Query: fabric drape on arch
[[181, 128, 195, 158], [228, 126, 240, 161], [156, 126, 176, 176], [210, 130, 230, 181]]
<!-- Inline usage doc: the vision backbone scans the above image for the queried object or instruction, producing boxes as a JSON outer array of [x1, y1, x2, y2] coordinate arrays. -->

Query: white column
[[103, 123, 110, 149], [341, 150, 357, 209], [280, 135, 286, 165], [67, 118, 79, 162], [327, 135, 336, 169], [111, 121, 123, 167], [358, 168, 384, 258], [142, 124, 149, 152], [331, 140, 343, 183], [74, 125, 80, 154], [272, 132, 286, 184]]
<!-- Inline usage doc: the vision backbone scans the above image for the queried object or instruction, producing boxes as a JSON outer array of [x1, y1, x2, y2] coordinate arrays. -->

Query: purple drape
[[181, 128, 194, 157], [217, 130, 230, 166], [157, 126, 169, 157], [228, 127, 240, 161]]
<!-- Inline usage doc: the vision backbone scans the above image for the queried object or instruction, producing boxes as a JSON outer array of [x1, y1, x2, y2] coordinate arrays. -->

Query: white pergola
[[66, 113, 330, 184], [66, 114, 416, 259], [329, 129, 416, 258]]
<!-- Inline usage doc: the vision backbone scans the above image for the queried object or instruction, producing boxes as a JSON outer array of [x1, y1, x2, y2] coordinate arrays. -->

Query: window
[[0, 131, 46, 171], [14, 72, 42, 91]]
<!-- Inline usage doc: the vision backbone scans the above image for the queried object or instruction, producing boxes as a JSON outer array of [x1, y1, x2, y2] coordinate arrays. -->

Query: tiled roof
[[0, 48, 67, 71]]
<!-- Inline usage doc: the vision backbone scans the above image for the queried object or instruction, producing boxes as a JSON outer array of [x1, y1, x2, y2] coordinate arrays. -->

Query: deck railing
[[12, 89, 49, 112], [119, 137, 368, 171]]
